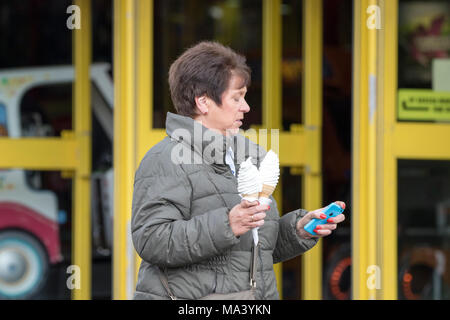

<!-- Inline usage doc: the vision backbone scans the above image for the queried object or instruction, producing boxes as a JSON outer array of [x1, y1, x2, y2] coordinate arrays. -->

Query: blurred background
[[0, 0, 449, 300]]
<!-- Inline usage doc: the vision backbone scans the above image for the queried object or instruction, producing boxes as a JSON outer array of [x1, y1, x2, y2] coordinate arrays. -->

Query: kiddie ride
[[0, 64, 114, 299]]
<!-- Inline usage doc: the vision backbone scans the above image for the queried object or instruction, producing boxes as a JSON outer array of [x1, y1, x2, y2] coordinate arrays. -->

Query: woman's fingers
[[335, 201, 346, 210], [327, 213, 345, 224], [250, 220, 265, 228], [241, 199, 259, 208], [252, 204, 270, 214], [308, 210, 328, 222], [312, 228, 332, 236], [316, 223, 337, 231], [246, 212, 266, 225], [296, 202, 346, 239], [240, 200, 269, 214]]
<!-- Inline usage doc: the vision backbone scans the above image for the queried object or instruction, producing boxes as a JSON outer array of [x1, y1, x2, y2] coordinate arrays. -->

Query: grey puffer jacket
[[131, 112, 318, 300]]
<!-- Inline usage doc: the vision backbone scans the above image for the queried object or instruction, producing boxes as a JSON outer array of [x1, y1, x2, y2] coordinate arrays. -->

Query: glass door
[[352, 0, 450, 299], [396, 0, 450, 300]]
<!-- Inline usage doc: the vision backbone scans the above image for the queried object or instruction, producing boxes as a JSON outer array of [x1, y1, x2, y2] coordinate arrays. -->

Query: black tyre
[[324, 243, 352, 300]]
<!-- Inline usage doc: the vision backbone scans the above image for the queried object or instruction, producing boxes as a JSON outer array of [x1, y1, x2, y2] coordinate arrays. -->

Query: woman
[[131, 41, 345, 300]]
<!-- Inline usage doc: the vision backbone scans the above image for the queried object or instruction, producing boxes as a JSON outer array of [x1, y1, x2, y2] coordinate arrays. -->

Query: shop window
[[398, 160, 450, 300], [282, 0, 303, 130], [398, 0, 450, 123], [321, 0, 352, 300]]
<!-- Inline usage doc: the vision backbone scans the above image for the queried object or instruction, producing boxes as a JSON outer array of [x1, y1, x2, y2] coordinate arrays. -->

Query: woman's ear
[[194, 95, 209, 115]]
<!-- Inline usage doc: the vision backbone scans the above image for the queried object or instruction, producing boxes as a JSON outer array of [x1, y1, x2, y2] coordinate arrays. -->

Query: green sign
[[398, 89, 450, 121]]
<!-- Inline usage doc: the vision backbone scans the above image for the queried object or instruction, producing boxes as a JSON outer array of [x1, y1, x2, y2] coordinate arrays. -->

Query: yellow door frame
[[380, 0, 397, 300], [72, 0, 92, 300], [113, 0, 139, 300], [0, 0, 92, 300], [353, 0, 379, 300], [353, 0, 450, 300]]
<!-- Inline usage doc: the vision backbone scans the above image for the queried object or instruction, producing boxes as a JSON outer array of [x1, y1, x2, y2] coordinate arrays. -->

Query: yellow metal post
[[352, 0, 363, 300], [352, 0, 382, 300], [136, 0, 153, 164], [135, 0, 153, 283], [73, 0, 92, 300], [353, 0, 369, 300], [367, 0, 378, 300], [113, 0, 137, 300], [263, 0, 283, 298], [380, 0, 397, 300], [301, 0, 323, 300]]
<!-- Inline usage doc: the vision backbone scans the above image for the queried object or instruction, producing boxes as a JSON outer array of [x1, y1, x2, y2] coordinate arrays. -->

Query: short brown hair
[[168, 41, 251, 117]]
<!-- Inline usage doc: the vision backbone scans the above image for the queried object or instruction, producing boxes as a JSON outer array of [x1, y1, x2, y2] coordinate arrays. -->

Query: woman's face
[[196, 74, 250, 136]]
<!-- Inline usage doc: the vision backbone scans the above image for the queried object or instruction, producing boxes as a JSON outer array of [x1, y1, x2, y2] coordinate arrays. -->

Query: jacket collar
[[165, 112, 266, 167]]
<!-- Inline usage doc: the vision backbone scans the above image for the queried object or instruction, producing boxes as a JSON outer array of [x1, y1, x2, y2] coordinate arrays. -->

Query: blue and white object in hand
[[304, 202, 344, 236]]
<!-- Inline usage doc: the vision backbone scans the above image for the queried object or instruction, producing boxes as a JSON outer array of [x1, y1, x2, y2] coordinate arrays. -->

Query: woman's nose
[[241, 99, 250, 113]]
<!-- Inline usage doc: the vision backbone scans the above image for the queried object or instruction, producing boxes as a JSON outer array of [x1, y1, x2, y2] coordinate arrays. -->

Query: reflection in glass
[[0, 0, 72, 69], [0, 169, 70, 299], [154, 0, 262, 128], [398, 0, 450, 89], [281, 168, 303, 299], [398, 160, 450, 300], [321, 0, 352, 300], [20, 83, 72, 138], [282, 0, 303, 130], [0, 103, 8, 136], [0, 0, 114, 299]]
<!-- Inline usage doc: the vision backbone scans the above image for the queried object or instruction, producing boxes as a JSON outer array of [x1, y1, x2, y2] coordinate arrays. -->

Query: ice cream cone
[[259, 184, 275, 199], [243, 192, 260, 199]]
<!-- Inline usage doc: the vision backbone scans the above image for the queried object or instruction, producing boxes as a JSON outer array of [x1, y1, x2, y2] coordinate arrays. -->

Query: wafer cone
[[243, 192, 260, 199], [259, 184, 275, 198]]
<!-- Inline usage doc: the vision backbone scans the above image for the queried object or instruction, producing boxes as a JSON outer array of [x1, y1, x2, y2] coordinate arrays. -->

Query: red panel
[[0, 202, 62, 264]]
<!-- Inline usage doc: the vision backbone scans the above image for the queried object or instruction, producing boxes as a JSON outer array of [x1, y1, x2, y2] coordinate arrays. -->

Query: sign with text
[[398, 89, 450, 122]]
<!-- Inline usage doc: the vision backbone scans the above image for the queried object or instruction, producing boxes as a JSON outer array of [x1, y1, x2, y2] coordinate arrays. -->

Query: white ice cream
[[237, 157, 261, 196], [259, 150, 280, 187]]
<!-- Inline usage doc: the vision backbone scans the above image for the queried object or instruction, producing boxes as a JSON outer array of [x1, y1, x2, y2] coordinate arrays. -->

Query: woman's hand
[[296, 201, 346, 239], [229, 200, 270, 237]]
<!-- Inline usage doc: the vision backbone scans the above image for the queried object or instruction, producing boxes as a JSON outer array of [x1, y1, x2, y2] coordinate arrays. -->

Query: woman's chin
[[225, 127, 240, 136]]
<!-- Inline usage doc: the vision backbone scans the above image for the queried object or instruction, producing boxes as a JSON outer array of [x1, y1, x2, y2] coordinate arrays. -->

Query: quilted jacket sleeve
[[131, 165, 240, 268], [272, 208, 319, 264]]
